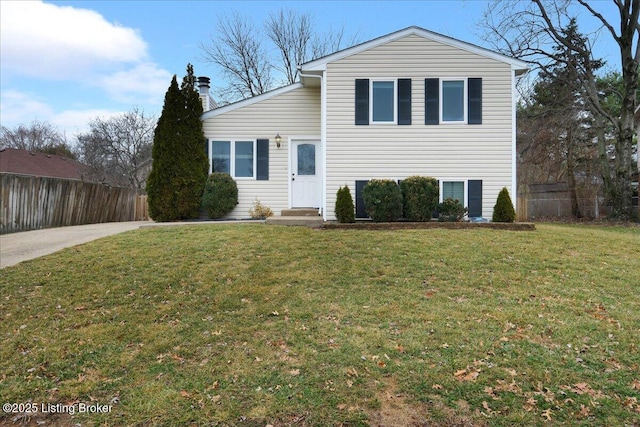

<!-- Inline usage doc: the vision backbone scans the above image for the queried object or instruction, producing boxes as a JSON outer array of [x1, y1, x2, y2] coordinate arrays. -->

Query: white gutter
[[300, 72, 327, 220]]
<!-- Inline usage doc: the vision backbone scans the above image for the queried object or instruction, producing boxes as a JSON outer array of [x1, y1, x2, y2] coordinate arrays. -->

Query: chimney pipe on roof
[[197, 76, 216, 111], [197, 76, 210, 94]]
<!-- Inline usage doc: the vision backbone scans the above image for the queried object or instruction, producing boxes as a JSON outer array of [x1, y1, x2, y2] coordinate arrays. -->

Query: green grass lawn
[[1, 224, 639, 426]]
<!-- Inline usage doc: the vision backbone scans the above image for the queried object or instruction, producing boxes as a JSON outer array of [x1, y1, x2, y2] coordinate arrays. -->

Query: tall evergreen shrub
[[400, 176, 439, 221], [362, 179, 403, 222], [147, 64, 209, 221], [492, 187, 516, 222], [335, 185, 355, 223]]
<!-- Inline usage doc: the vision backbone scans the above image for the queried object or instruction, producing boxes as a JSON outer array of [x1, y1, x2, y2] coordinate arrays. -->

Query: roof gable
[[301, 26, 528, 75], [202, 83, 303, 119]]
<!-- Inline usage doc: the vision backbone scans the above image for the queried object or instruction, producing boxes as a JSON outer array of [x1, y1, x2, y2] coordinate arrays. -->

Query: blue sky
[[0, 0, 619, 140]]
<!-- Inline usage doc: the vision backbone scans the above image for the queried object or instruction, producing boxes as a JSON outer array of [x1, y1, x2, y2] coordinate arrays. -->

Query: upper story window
[[426, 77, 482, 125], [355, 78, 411, 126], [441, 79, 466, 122], [371, 80, 396, 123]]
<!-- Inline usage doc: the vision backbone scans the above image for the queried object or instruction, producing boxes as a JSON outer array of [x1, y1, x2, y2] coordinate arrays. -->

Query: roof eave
[[301, 25, 529, 72], [201, 83, 303, 119]]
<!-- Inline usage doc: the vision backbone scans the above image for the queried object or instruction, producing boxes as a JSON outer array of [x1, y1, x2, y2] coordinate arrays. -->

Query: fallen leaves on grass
[[560, 382, 606, 399], [454, 366, 481, 382]]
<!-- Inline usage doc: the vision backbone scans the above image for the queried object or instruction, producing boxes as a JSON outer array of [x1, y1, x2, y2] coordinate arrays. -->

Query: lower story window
[[212, 140, 255, 178], [442, 181, 464, 204], [212, 141, 230, 174]]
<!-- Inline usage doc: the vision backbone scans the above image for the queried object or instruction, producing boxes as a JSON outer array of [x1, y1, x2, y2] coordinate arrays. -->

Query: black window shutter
[[397, 79, 412, 125], [468, 180, 483, 217], [204, 138, 210, 157], [355, 79, 369, 125], [468, 78, 482, 124], [425, 78, 439, 125], [256, 139, 269, 180], [355, 180, 369, 219]]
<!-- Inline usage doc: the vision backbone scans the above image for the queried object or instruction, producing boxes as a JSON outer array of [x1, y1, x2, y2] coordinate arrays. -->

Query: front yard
[[1, 224, 639, 426]]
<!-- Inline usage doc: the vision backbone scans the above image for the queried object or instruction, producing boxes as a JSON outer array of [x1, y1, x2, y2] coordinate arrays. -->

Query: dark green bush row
[[400, 176, 439, 221], [362, 179, 403, 222], [335, 181, 519, 224]]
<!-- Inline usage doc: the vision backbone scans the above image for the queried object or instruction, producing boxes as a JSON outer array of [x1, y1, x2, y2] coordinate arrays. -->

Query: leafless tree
[[201, 8, 358, 102], [0, 120, 74, 158], [266, 9, 311, 85], [75, 108, 155, 189], [200, 12, 273, 100], [480, 0, 639, 219]]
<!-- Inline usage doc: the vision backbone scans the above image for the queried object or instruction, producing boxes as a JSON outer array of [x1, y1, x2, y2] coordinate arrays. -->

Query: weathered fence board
[[1, 173, 146, 234]]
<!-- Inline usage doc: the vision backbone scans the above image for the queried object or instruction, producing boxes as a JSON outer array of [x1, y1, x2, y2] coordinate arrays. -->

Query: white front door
[[291, 140, 321, 208]]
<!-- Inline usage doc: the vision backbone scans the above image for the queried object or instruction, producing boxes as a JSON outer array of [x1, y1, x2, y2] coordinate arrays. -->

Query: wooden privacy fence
[[1, 173, 148, 234]]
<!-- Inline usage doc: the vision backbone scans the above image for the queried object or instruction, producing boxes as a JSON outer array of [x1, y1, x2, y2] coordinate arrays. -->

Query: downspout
[[299, 72, 327, 220]]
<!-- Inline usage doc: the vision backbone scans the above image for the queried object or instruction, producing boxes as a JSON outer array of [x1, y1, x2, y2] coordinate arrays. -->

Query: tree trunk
[[565, 129, 582, 219]]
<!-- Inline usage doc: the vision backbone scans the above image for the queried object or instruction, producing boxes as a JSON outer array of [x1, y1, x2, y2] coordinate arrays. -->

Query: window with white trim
[[371, 80, 396, 123], [212, 140, 255, 178], [442, 181, 465, 204], [441, 79, 466, 123]]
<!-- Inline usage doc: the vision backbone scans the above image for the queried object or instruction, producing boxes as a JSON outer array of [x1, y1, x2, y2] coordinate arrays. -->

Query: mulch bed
[[322, 221, 536, 231]]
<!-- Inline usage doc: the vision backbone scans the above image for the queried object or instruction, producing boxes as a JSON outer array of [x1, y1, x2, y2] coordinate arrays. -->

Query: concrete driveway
[[0, 221, 153, 269]]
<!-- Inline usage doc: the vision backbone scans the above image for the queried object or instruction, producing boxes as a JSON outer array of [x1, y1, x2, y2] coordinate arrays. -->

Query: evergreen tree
[[492, 187, 516, 223], [147, 64, 209, 221], [334, 185, 355, 223]]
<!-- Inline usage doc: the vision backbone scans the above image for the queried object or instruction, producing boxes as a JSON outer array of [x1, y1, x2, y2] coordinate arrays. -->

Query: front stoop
[[280, 208, 320, 217], [266, 209, 322, 226]]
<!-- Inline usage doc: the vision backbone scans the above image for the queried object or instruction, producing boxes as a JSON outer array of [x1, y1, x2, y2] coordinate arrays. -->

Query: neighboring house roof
[[301, 25, 529, 75], [0, 148, 88, 180]]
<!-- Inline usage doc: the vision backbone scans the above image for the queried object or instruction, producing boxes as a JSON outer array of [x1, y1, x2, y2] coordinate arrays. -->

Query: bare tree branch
[[75, 108, 155, 189]]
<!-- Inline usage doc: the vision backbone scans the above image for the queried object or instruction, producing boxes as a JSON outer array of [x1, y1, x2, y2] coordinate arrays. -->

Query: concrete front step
[[265, 216, 324, 227], [280, 208, 320, 217]]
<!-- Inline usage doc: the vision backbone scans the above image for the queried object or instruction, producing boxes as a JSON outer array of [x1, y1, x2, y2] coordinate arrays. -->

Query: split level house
[[199, 26, 529, 221]]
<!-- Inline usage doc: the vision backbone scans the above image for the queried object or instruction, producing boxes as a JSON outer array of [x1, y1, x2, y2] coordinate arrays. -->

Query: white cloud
[[0, 90, 57, 127], [0, 89, 129, 138], [98, 63, 173, 105], [0, 1, 171, 137], [0, 1, 147, 79]]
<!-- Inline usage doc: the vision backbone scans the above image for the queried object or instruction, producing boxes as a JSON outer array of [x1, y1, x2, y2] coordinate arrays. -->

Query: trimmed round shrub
[[335, 185, 355, 223], [201, 173, 238, 219], [438, 198, 467, 222], [492, 187, 516, 222], [400, 176, 439, 221], [362, 179, 402, 222]]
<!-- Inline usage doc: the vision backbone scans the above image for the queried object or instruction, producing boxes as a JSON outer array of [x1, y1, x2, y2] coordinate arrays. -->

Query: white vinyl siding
[[202, 85, 321, 218], [324, 34, 516, 219]]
